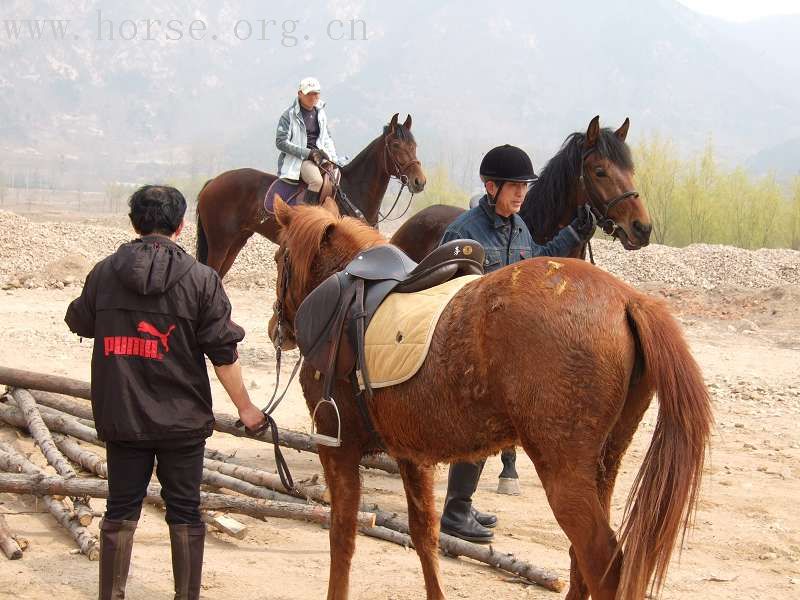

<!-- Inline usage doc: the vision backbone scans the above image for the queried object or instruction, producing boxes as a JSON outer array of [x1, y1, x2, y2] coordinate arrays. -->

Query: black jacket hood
[[111, 236, 195, 295]]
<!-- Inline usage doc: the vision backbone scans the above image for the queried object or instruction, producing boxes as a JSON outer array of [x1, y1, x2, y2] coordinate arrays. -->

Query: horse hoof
[[496, 477, 521, 496]]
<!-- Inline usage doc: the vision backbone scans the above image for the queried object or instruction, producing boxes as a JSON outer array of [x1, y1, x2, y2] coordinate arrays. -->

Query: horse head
[[580, 115, 652, 249], [384, 113, 426, 193], [268, 196, 384, 351]]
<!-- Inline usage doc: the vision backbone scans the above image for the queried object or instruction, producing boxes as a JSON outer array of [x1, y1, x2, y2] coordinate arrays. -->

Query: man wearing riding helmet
[[438, 144, 596, 543], [276, 77, 339, 205]]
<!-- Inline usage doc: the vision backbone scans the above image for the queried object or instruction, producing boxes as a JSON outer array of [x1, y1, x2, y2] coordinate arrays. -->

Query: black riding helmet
[[479, 144, 537, 183], [479, 145, 537, 205]]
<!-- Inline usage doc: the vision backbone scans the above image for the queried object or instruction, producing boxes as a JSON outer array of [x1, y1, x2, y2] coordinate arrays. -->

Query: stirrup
[[310, 397, 342, 447]]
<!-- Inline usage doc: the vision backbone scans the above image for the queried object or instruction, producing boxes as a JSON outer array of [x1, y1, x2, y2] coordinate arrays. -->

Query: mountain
[[1, 0, 799, 189]]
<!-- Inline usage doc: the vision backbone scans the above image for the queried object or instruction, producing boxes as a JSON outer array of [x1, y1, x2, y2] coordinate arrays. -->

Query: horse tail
[[195, 179, 213, 264], [618, 295, 712, 599]]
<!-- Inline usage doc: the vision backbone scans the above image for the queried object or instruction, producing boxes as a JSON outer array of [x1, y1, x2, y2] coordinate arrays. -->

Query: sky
[[677, 0, 800, 21]]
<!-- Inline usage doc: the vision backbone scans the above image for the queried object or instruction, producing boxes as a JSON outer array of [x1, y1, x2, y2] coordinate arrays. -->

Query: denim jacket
[[440, 195, 580, 272], [276, 98, 338, 180]]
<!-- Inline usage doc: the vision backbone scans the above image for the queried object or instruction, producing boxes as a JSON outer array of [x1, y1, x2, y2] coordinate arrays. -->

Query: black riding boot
[[169, 523, 206, 600], [304, 189, 321, 205], [440, 460, 495, 543], [99, 518, 137, 600]]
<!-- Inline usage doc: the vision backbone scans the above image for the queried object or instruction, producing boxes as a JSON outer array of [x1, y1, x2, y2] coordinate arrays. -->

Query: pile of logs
[[0, 365, 563, 592]]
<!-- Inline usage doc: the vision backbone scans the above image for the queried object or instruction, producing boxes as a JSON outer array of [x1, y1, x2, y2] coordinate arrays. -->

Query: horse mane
[[280, 205, 386, 293], [343, 121, 415, 173], [524, 128, 634, 237]]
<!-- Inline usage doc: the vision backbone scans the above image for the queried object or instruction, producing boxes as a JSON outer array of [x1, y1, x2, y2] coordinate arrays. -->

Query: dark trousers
[[105, 438, 206, 525]]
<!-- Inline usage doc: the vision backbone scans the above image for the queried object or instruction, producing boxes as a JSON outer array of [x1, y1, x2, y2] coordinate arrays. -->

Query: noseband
[[579, 147, 639, 237]]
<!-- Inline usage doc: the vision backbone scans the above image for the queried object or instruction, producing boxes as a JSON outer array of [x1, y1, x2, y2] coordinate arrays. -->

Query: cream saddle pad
[[364, 274, 480, 388]]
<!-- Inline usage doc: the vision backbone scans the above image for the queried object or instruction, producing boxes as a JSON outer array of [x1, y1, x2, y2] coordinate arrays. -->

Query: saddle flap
[[264, 178, 307, 213], [295, 272, 356, 378], [344, 245, 418, 281]]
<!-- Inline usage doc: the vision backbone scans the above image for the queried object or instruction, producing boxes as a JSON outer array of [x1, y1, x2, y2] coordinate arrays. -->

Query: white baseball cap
[[298, 77, 321, 95]]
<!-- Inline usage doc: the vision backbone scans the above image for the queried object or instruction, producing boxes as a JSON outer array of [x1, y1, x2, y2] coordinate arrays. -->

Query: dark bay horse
[[195, 113, 426, 277], [269, 199, 712, 600], [390, 116, 651, 262]]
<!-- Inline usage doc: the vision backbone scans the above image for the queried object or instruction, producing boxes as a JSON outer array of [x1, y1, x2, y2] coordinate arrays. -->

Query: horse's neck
[[526, 179, 586, 259], [340, 139, 390, 224]]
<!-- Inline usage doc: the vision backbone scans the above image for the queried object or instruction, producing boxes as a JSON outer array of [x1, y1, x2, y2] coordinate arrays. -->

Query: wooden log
[[201, 512, 247, 539], [370, 510, 563, 592], [0, 444, 99, 561], [0, 367, 399, 473], [52, 434, 107, 478], [203, 450, 329, 503], [0, 366, 91, 400], [7, 390, 94, 526], [0, 513, 23, 559], [9, 389, 78, 479], [0, 402, 99, 445], [200, 468, 305, 505], [0, 472, 376, 529], [360, 524, 413, 549], [29, 390, 93, 420]]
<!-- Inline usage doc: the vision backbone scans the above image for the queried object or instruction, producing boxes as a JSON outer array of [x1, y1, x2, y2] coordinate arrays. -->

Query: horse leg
[[524, 441, 620, 600], [566, 377, 655, 599], [217, 232, 252, 279], [318, 446, 362, 600], [397, 459, 445, 600], [497, 447, 520, 495]]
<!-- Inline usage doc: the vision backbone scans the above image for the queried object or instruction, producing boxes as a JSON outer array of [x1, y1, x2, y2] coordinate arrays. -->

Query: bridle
[[579, 147, 639, 237], [578, 146, 639, 264], [375, 134, 421, 223], [236, 248, 301, 491], [318, 133, 420, 225]]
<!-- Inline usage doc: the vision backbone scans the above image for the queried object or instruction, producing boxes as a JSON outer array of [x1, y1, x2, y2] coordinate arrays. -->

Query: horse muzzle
[[617, 220, 652, 250]]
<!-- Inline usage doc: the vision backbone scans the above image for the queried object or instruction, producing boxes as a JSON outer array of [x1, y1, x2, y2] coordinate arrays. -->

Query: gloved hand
[[309, 148, 329, 165], [569, 204, 597, 242]]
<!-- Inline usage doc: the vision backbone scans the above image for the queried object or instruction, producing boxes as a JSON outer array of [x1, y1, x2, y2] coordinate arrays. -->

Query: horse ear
[[615, 117, 630, 142], [403, 114, 412, 130], [389, 113, 399, 133], [273, 195, 294, 228], [321, 196, 340, 217], [586, 115, 600, 148]]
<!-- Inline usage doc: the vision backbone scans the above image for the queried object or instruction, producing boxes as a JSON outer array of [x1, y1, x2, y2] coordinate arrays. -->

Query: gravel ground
[[2, 209, 799, 290]]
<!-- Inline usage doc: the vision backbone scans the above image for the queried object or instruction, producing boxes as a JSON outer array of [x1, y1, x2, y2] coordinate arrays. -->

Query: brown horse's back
[[196, 168, 278, 275], [369, 257, 640, 464]]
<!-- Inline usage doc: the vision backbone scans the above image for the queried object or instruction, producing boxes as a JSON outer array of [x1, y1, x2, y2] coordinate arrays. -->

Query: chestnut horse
[[390, 116, 651, 262], [268, 199, 711, 600], [195, 113, 426, 277]]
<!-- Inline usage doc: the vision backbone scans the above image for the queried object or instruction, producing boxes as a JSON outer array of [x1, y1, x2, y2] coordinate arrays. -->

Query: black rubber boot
[[169, 523, 206, 600], [99, 518, 137, 600], [440, 460, 494, 543]]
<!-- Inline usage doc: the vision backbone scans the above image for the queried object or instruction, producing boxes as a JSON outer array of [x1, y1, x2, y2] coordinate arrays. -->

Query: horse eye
[[595, 168, 607, 177]]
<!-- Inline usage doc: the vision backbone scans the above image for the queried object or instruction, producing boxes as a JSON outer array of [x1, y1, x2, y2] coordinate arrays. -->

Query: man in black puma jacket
[[65, 185, 265, 600]]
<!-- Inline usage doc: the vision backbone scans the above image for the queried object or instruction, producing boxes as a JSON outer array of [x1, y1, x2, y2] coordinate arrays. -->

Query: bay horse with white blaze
[[195, 114, 425, 277], [269, 199, 711, 600]]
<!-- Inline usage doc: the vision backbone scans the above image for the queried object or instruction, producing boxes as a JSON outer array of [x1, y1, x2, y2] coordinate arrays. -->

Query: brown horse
[[268, 199, 712, 600], [390, 116, 651, 262], [195, 113, 426, 277]]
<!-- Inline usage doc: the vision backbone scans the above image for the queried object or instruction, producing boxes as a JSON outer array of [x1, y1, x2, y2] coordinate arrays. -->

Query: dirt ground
[[1, 248, 799, 599]]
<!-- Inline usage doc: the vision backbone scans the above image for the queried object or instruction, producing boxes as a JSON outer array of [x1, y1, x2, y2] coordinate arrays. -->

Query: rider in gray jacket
[[276, 77, 339, 204]]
